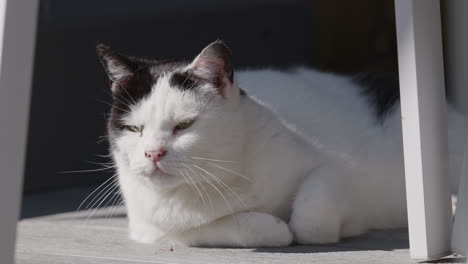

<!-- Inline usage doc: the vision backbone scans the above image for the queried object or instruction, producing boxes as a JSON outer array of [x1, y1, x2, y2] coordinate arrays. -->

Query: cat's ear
[[190, 40, 234, 96], [96, 44, 138, 93]]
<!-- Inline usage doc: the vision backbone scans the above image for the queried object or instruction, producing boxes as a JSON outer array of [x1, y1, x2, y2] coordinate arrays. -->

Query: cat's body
[[97, 41, 463, 247]]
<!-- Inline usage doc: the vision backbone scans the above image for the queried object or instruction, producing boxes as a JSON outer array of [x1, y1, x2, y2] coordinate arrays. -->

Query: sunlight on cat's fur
[[94, 40, 464, 247]]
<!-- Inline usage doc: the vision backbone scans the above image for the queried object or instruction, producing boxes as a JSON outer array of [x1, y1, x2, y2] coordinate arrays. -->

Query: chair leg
[[452, 124, 468, 255], [395, 0, 453, 260], [0, 0, 38, 263]]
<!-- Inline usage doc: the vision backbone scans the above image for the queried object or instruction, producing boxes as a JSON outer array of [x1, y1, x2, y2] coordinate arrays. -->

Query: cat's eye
[[126, 125, 143, 133], [174, 120, 195, 132]]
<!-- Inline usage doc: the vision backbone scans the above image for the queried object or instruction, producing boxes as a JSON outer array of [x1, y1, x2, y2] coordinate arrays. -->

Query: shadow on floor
[[421, 256, 467, 264], [252, 228, 409, 254], [21, 184, 121, 219], [22, 185, 413, 254]]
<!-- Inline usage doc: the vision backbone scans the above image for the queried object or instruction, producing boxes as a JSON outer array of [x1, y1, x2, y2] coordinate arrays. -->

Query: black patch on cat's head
[[97, 42, 245, 146], [169, 41, 245, 97], [96, 44, 187, 143], [169, 71, 200, 91], [353, 72, 400, 121], [97, 44, 153, 96], [239, 88, 247, 96], [170, 69, 246, 97]]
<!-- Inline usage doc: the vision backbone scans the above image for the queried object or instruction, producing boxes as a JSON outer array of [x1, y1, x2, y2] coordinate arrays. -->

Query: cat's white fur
[[112, 62, 463, 247]]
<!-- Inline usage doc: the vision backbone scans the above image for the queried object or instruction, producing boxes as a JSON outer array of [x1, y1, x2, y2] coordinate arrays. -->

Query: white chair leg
[[395, 0, 453, 260], [0, 0, 38, 263], [442, 0, 468, 257], [452, 124, 468, 255]]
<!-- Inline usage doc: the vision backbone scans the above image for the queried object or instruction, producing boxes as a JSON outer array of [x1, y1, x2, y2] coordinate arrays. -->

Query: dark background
[[24, 0, 399, 193]]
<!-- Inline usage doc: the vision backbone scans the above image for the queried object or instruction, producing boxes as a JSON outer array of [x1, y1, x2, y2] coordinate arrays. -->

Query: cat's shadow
[[255, 228, 409, 253], [190, 228, 410, 254]]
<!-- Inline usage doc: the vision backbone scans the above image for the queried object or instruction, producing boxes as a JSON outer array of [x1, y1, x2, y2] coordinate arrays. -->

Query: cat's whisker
[[177, 168, 190, 187], [177, 167, 206, 208], [205, 162, 252, 182], [94, 153, 113, 158], [191, 164, 235, 215], [114, 90, 135, 108], [178, 168, 206, 230], [194, 164, 247, 210], [106, 191, 123, 220], [58, 166, 114, 174], [84, 160, 116, 169], [113, 96, 133, 110], [84, 176, 118, 211], [85, 182, 120, 223], [120, 82, 138, 105], [103, 189, 121, 219], [96, 98, 130, 114], [96, 135, 109, 144], [191, 164, 243, 226], [85, 184, 118, 220], [179, 72, 191, 91], [181, 168, 208, 209], [182, 163, 215, 217], [180, 165, 208, 208], [190, 156, 239, 163], [108, 194, 125, 220], [76, 174, 118, 212], [103, 87, 135, 110]]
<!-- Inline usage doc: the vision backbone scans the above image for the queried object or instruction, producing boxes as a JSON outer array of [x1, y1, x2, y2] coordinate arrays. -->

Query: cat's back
[[236, 67, 399, 158]]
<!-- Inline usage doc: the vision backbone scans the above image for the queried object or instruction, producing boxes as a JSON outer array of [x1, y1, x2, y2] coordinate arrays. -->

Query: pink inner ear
[[120, 80, 130, 87], [111, 79, 131, 92], [193, 56, 225, 80]]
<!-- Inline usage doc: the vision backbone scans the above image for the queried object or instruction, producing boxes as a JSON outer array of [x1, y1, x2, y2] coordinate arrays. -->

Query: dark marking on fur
[[108, 60, 188, 137], [170, 71, 199, 91], [97, 44, 189, 143], [239, 88, 247, 96], [107, 65, 153, 138], [353, 72, 400, 120], [97, 42, 243, 147], [170, 70, 246, 97]]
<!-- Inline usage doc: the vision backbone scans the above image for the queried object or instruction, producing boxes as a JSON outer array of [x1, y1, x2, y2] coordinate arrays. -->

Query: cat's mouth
[[148, 167, 171, 178]]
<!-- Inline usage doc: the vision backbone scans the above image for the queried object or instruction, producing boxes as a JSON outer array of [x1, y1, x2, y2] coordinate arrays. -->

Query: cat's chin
[[147, 167, 171, 178], [140, 168, 184, 188]]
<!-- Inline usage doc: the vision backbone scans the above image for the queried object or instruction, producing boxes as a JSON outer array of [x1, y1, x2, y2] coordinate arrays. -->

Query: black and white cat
[[97, 40, 463, 247]]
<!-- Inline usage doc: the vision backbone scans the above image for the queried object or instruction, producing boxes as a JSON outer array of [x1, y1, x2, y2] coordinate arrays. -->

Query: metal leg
[[0, 0, 38, 263], [394, 0, 453, 260]]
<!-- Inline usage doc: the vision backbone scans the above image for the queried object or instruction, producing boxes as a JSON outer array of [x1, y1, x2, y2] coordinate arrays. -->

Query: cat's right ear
[[96, 44, 136, 93]]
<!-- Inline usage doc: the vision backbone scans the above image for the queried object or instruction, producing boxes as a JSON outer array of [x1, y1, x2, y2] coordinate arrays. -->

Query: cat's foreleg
[[128, 214, 166, 243], [289, 165, 367, 244], [168, 212, 293, 247]]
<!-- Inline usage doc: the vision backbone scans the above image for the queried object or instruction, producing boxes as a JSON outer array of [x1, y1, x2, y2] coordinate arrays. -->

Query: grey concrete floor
[[15, 187, 466, 264]]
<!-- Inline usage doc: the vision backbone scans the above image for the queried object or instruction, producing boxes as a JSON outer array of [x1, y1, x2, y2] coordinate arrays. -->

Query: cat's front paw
[[226, 212, 293, 247], [174, 212, 293, 248], [129, 229, 162, 244], [154, 235, 190, 248], [249, 214, 293, 247], [289, 212, 341, 244], [128, 218, 165, 244]]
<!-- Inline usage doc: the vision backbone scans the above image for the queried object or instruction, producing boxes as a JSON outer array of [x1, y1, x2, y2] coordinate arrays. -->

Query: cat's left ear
[[96, 44, 139, 93], [190, 40, 235, 97]]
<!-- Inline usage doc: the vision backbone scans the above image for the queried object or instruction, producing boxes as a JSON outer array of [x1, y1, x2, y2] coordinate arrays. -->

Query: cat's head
[[97, 41, 246, 188]]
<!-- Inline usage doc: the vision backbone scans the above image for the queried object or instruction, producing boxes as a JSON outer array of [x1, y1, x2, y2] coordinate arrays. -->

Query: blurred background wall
[[24, 0, 399, 193]]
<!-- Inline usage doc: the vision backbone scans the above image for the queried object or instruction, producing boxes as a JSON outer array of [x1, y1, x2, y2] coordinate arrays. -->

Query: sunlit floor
[[16, 187, 464, 264]]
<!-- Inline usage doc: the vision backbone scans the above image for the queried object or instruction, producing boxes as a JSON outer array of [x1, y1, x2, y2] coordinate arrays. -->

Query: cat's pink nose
[[144, 149, 167, 163]]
